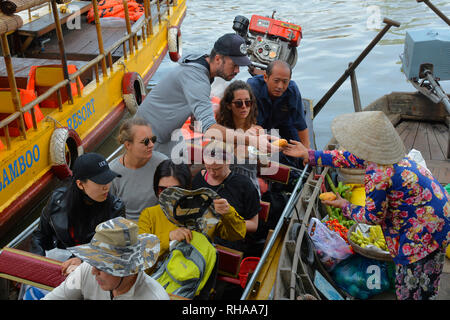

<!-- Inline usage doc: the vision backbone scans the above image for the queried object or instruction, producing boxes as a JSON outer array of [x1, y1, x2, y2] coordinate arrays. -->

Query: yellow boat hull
[[0, 0, 187, 237]]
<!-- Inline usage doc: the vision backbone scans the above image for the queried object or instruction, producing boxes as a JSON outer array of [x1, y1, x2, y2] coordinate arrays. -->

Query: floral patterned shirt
[[309, 149, 450, 265]]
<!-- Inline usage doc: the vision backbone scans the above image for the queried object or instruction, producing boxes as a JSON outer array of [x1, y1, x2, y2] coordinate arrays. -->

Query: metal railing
[[0, 0, 174, 150], [241, 164, 310, 300]]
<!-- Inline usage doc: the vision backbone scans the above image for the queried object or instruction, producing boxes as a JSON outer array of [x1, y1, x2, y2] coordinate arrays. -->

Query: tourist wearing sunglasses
[[247, 60, 310, 168], [216, 80, 263, 196], [137, 159, 246, 266], [109, 117, 168, 221]]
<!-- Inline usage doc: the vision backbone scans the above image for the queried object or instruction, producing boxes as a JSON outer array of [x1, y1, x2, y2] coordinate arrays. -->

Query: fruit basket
[[347, 224, 393, 262]]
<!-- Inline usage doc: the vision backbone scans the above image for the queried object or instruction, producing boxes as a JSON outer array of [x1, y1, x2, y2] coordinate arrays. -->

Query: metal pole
[[241, 164, 309, 300], [417, 0, 450, 27], [313, 18, 400, 118]]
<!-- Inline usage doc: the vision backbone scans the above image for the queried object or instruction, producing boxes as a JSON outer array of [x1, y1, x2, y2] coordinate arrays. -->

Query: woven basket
[[347, 224, 393, 262]]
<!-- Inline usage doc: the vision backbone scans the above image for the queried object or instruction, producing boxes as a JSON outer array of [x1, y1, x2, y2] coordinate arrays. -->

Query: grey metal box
[[401, 28, 450, 81]]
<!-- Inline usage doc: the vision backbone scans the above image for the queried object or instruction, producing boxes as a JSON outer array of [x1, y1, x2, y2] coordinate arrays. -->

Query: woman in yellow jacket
[[138, 159, 246, 265]]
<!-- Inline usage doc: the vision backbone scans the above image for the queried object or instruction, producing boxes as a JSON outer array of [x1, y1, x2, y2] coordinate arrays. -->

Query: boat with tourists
[[0, 0, 449, 301], [0, 0, 186, 238]]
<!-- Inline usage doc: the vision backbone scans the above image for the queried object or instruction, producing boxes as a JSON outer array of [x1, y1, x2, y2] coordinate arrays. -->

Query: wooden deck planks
[[432, 123, 448, 159], [42, 22, 129, 59], [395, 120, 449, 185], [426, 122, 446, 161], [400, 121, 420, 152], [413, 122, 431, 160]]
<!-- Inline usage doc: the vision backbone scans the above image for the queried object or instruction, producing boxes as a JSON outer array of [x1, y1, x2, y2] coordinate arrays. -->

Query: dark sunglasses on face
[[232, 99, 253, 108], [141, 136, 157, 146]]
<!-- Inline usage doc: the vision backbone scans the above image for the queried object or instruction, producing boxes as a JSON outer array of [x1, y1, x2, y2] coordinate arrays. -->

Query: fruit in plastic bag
[[330, 255, 395, 299]]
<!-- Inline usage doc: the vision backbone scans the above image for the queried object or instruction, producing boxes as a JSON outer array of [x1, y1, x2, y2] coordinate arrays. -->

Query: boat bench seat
[[0, 247, 65, 291], [17, 1, 93, 53], [216, 244, 243, 284], [28, 64, 84, 108], [0, 58, 92, 90]]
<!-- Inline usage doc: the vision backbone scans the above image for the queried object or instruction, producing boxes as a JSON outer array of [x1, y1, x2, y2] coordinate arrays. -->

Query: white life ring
[[122, 71, 146, 115], [168, 26, 182, 62], [50, 127, 84, 180]]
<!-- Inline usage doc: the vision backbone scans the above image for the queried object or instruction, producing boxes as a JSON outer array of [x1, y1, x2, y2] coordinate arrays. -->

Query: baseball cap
[[73, 152, 121, 184], [213, 33, 251, 66]]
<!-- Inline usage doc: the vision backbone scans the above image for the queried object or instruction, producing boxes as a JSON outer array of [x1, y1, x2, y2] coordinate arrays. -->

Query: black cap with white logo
[[73, 152, 121, 184], [213, 33, 251, 66]]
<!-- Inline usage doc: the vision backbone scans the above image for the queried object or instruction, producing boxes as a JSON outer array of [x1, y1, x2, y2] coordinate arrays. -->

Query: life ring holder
[[122, 71, 146, 115], [168, 26, 182, 62], [49, 126, 84, 180]]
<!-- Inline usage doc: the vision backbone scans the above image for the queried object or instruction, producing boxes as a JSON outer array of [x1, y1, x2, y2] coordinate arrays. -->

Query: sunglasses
[[140, 136, 157, 146], [232, 99, 253, 108]]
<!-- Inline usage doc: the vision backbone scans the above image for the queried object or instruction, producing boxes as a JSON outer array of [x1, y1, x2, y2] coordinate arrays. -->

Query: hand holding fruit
[[321, 191, 349, 209]]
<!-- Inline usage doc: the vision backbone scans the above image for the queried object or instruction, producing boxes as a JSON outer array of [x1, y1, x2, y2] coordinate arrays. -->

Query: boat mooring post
[[241, 164, 310, 300], [313, 18, 400, 118], [417, 0, 450, 27]]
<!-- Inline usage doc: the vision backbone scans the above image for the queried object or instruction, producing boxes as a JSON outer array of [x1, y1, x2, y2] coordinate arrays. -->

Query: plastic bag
[[308, 217, 353, 271], [331, 255, 395, 299]]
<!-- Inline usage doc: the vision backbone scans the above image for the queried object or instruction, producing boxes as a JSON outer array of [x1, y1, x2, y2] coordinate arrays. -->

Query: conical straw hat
[[331, 111, 406, 164]]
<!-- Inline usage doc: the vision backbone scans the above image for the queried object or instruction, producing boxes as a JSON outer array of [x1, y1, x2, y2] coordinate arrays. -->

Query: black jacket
[[31, 187, 125, 256]]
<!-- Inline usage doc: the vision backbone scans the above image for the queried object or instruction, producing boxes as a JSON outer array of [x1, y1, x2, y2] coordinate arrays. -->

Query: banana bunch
[[350, 225, 388, 251]]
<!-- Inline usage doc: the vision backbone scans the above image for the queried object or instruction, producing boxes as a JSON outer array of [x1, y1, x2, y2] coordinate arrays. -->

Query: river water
[[148, 0, 450, 149]]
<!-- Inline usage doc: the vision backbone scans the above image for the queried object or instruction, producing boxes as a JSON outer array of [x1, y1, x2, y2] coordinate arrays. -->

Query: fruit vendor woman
[[283, 111, 450, 300]]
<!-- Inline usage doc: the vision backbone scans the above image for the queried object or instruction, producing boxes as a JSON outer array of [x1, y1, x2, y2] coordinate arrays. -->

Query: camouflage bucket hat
[[67, 217, 160, 277], [159, 187, 222, 233]]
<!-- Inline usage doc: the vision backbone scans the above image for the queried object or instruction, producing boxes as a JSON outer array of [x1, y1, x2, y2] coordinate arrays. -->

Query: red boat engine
[[233, 13, 302, 70]]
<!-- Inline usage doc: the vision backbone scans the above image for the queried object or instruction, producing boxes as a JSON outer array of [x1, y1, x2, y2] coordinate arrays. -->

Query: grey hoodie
[[136, 54, 217, 146]]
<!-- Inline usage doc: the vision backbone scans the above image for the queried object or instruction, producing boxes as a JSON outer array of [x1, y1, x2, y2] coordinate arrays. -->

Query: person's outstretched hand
[[283, 140, 309, 160]]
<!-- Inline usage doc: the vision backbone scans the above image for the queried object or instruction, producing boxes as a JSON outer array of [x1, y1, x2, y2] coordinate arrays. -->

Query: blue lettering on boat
[[0, 144, 40, 192], [66, 98, 95, 130]]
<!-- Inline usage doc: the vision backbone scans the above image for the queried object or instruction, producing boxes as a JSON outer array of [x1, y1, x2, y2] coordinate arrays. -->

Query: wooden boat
[[272, 91, 450, 300], [0, 0, 187, 238]]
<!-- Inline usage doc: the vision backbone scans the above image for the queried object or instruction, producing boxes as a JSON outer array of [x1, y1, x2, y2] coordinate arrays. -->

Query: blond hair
[[117, 117, 151, 145]]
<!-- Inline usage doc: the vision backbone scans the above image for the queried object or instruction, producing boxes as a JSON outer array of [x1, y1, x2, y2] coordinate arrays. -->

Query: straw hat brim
[[331, 111, 406, 165]]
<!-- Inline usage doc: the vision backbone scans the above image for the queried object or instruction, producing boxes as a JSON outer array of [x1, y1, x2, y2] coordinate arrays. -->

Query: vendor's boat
[[270, 19, 450, 301], [0, 0, 187, 238]]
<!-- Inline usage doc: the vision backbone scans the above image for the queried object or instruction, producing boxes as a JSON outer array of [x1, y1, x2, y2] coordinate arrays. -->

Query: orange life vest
[[0, 88, 44, 137], [87, 0, 145, 23]]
